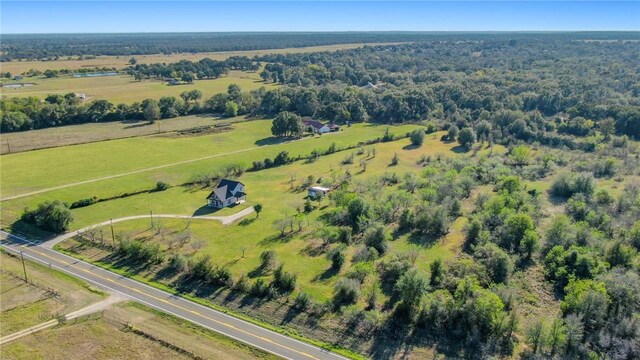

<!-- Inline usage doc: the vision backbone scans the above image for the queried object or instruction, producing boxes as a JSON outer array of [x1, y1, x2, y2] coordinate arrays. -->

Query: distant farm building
[[303, 118, 340, 134], [206, 179, 246, 208], [72, 72, 118, 78], [308, 186, 331, 199], [303, 119, 330, 133]]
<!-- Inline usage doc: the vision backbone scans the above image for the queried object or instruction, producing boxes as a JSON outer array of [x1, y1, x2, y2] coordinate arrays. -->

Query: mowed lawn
[[62, 133, 502, 300], [0, 71, 274, 104], [0, 122, 423, 225]]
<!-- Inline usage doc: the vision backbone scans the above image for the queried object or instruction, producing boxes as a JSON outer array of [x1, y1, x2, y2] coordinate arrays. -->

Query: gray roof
[[206, 179, 245, 201]]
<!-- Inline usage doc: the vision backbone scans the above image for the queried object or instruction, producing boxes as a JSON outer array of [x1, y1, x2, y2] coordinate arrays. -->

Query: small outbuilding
[[308, 186, 331, 199], [206, 179, 247, 208]]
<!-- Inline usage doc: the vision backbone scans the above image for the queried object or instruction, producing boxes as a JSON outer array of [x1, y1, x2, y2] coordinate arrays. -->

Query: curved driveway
[[0, 224, 349, 360], [42, 206, 255, 249]]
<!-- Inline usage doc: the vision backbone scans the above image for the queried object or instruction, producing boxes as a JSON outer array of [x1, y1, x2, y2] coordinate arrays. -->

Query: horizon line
[[3, 30, 640, 35]]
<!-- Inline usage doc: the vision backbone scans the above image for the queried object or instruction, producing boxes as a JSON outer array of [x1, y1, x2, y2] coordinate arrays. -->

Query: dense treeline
[[255, 39, 640, 138], [3, 38, 640, 149], [126, 56, 260, 81], [3, 32, 637, 60]]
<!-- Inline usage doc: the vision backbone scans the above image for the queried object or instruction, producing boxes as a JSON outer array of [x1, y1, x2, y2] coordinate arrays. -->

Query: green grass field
[[0, 122, 422, 225], [57, 133, 502, 301], [0, 71, 275, 104]]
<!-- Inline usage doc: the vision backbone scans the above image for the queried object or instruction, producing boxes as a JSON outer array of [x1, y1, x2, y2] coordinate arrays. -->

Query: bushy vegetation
[[25, 33, 640, 359], [21, 200, 73, 233]]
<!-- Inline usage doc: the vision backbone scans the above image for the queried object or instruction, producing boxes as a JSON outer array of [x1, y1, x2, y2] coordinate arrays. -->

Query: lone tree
[[271, 111, 303, 138], [142, 99, 161, 123], [254, 203, 263, 218], [409, 129, 425, 147], [458, 127, 476, 149]]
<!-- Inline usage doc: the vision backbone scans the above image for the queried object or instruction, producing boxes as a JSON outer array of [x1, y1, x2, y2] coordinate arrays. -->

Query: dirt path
[[42, 206, 254, 249]]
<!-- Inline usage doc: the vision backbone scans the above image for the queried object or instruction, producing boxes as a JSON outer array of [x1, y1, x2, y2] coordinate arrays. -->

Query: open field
[[0, 70, 274, 104], [0, 251, 105, 336], [1, 302, 277, 360], [1, 315, 192, 360], [0, 122, 422, 224], [0, 43, 400, 75], [0, 114, 249, 154], [56, 133, 501, 301], [0, 251, 277, 359]]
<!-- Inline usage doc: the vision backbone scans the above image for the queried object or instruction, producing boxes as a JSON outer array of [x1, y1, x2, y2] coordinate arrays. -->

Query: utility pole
[[150, 210, 154, 228], [6, 138, 11, 154], [157, 121, 161, 133], [20, 251, 28, 282], [110, 218, 115, 245]]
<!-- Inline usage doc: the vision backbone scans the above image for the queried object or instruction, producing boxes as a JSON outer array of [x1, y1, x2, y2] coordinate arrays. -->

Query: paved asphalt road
[[0, 231, 348, 360]]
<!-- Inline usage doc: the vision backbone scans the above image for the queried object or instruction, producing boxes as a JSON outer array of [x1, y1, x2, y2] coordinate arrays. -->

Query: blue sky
[[2, 1, 639, 34]]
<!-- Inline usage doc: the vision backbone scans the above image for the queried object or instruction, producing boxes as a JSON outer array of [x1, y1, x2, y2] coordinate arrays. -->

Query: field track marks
[[1, 146, 263, 202]]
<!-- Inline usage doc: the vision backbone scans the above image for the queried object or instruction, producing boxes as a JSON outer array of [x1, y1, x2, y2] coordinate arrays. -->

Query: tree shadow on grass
[[239, 292, 271, 309], [406, 231, 443, 248], [107, 254, 155, 275], [123, 122, 154, 130], [313, 266, 339, 282], [172, 274, 223, 299], [282, 305, 303, 325], [222, 288, 243, 304], [402, 143, 421, 150], [153, 265, 180, 282], [369, 313, 414, 360], [247, 265, 270, 278], [7, 220, 56, 245], [258, 232, 295, 246], [238, 217, 256, 226], [255, 136, 291, 146], [451, 145, 470, 154], [300, 240, 327, 257]]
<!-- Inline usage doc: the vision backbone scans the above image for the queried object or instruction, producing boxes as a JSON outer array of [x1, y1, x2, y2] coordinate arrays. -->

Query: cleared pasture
[[0, 122, 423, 226], [0, 114, 248, 154], [58, 133, 500, 301], [0, 71, 274, 104], [0, 43, 397, 75]]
